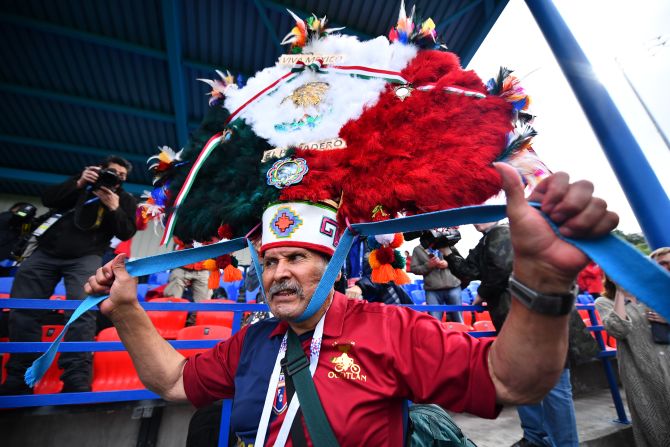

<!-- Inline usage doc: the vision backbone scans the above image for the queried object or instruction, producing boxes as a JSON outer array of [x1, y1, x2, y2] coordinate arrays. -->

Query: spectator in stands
[[577, 261, 604, 298], [0, 156, 137, 395], [404, 250, 412, 272], [595, 247, 670, 447], [410, 233, 463, 322], [164, 237, 214, 303], [444, 221, 513, 331]]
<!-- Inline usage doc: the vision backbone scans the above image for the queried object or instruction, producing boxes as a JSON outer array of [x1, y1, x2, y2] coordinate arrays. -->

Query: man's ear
[[336, 270, 342, 282]]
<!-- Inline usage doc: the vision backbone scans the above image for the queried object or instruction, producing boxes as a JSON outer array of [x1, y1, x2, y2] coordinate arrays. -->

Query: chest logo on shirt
[[328, 342, 367, 382], [272, 372, 288, 415]]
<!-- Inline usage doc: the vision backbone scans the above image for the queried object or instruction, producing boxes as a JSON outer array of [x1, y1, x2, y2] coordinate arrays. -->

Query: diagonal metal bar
[[435, 0, 485, 32], [460, 0, 509, 66], [161, 0, 189, 148], [0, 167, 150, 195], [253, 0, 283, 51], [0, 134, 148, 163]]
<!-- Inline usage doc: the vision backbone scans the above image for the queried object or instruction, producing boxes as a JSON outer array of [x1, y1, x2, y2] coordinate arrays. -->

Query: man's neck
[[288, 291, 334, 335]]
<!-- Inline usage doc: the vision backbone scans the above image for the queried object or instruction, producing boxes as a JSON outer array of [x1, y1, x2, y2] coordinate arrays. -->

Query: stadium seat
[[92, 327, 143, 391], [473, 320, 496, 332], [0, 277, 13, 294], [176, 325, 232, 357], [462, 309, 476, 328], [34, 325, 66, 394], [146, 297, 189, 339], [54, 280, 66, 296], [476, 311, 492, 322], [136, 283, 151, 301], [443, 322, 472, 332], [195, 299, 236, 328], [410, 290, 426, 305], [147, 271, 170, 285]]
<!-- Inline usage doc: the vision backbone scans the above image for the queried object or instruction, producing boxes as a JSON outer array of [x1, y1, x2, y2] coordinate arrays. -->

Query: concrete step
[[450, 388, 633, 446]]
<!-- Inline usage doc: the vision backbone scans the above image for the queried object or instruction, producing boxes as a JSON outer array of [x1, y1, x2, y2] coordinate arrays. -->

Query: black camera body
[[92, 168, 121, 190], [418, 228, 462, 249], [9, 203, 37, 228]]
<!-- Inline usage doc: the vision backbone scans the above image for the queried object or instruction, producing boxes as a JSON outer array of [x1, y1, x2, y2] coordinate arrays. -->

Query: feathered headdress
[[159, 6, 550, 283], [281, 9, 345, 53]]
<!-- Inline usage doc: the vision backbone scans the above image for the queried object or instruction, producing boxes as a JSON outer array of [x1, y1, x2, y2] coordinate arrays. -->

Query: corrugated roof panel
[[4, 0, 165, 50]]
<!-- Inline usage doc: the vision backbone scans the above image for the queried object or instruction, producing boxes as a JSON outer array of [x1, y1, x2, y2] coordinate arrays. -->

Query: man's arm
[[488, 163, 618, 405], [85, 255, 187, 401], [42, 176, 82, 209], [475, 227, 513, 303], [410, 246, 437, 275]]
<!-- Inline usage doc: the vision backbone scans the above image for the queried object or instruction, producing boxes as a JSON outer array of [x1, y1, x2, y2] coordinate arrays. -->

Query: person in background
[[404, 250, 412, 272], [164, 236, 214, 302], [577, 261, 604, 298], [410, 233, 463, 323], [0, 156, 137, 395], [595, 247, 670, 447], [0, 202, 37, 267]]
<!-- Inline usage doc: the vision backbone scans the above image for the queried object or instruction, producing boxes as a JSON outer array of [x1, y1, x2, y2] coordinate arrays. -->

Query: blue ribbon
[[24, 204, 670, 386], [25, 238, 247, 386]]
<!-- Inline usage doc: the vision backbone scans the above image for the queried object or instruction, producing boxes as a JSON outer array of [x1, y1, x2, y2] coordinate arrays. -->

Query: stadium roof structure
[[0, 0, 509, 197]]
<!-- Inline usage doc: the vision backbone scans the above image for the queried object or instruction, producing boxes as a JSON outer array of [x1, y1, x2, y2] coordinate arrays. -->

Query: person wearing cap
[[85, 163, 618, 445]]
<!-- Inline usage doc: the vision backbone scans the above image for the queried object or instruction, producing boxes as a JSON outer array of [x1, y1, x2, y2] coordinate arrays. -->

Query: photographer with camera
[[410, 228, 464, 323], [0, 156, 137, 395], [0, 202, 37, 268]]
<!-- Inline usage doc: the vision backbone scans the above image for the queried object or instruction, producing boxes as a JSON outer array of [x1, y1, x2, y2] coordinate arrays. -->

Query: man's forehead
[[107, 162, 128, 175], [263, 246, 318, 258]]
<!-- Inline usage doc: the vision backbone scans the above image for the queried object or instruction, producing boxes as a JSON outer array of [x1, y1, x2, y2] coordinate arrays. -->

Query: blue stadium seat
[[0, 277, 13, 294], [136, 283, 151, 301], [411, 289, 426, 305], [148, 271, 170, 285], [54, 280, 66, 296]]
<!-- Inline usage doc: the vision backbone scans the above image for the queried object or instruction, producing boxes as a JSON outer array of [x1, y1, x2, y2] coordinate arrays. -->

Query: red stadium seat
[[462, 309, 475, 328], [476, 311, 492, 322], [146, 297, 189, 339], [176, 325, 232, 358], [194, 299, 236, 329], [92, 327, 143, 392], [34, 325, 66, 394], [472, 320, 496, 332], [50, 295, 66, 314], [443, 322, 472, 332]]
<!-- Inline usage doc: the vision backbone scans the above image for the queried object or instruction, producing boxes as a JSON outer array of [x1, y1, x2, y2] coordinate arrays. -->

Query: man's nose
[[272, 259, 292, 281]]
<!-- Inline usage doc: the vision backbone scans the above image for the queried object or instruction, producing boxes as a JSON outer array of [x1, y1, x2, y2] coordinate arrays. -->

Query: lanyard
[[255, 311, 327, 447]]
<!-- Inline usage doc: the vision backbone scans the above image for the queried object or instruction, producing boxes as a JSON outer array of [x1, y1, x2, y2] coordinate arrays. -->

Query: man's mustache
[[268, 280, 304, 300]]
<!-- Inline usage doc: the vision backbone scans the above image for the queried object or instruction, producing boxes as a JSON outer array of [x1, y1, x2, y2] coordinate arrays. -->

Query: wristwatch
[[508, 274, 577, 316]]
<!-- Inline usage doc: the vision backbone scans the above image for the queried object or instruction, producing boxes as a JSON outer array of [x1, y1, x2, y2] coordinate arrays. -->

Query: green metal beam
[[0, 12, 250, 78], [253, 0, 283, 52], [0, 82, 174, 123], [0, 134, 148, 163], [460, 0, 509, 67], [0, 167, 149, 195], [162, 0, 189, 148], [435, 0, 485, 32], [0, 82, 201, 127]]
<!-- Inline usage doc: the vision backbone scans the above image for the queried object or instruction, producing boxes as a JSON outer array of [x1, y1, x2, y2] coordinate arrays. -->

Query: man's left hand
[[94, 186, 120, 211]]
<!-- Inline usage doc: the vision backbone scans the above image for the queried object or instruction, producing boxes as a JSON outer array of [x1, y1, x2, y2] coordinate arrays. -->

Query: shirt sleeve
[[388, 308, 501, 418], [182, 325, 250, 408], [108, 192, 137, 240], [595, 297, 632, 340]]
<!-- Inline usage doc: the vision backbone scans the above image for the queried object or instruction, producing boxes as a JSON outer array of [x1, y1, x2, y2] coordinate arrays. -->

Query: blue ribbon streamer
[[25, 237, 248, 386], [25, 204, 670, 387]]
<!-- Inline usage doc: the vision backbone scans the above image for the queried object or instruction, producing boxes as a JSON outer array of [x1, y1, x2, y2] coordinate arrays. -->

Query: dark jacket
[[446, 224, 513, 331], [38, 176, 137, 258]]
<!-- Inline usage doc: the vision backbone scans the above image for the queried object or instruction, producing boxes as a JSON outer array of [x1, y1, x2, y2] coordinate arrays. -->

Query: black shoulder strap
[[283, 328, 340, 447]]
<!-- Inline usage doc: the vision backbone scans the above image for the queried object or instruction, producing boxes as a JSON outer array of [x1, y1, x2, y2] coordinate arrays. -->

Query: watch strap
[[508, 274, 577, 316]]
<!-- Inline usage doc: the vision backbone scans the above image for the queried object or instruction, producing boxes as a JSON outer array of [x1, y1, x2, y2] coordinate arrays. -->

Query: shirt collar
[[268, 291, 347, 339]]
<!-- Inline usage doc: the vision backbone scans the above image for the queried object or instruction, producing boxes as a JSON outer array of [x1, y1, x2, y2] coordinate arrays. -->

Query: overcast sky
[[444, 0, 670, 252]]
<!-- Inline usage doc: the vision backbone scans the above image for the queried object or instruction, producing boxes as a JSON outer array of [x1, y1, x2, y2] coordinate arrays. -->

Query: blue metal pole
[[588, 308, 630, 424], [524, 0, 670, 249]]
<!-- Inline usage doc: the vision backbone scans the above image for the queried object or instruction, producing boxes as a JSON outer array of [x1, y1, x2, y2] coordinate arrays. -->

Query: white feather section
[[374, 234, 396, 246], [224, 35, 417, 147]]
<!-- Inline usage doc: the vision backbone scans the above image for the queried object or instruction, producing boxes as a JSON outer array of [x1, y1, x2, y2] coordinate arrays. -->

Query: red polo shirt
[[183, 292, 499, 445]]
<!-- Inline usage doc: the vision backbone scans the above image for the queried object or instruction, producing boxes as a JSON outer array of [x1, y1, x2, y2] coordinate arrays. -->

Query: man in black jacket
[[0, 156, 137, 394]]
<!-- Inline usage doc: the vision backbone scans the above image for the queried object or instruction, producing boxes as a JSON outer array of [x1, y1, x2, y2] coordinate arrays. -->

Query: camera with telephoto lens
[[417, 227, 462, 249], [92, 168, 122, 190]]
